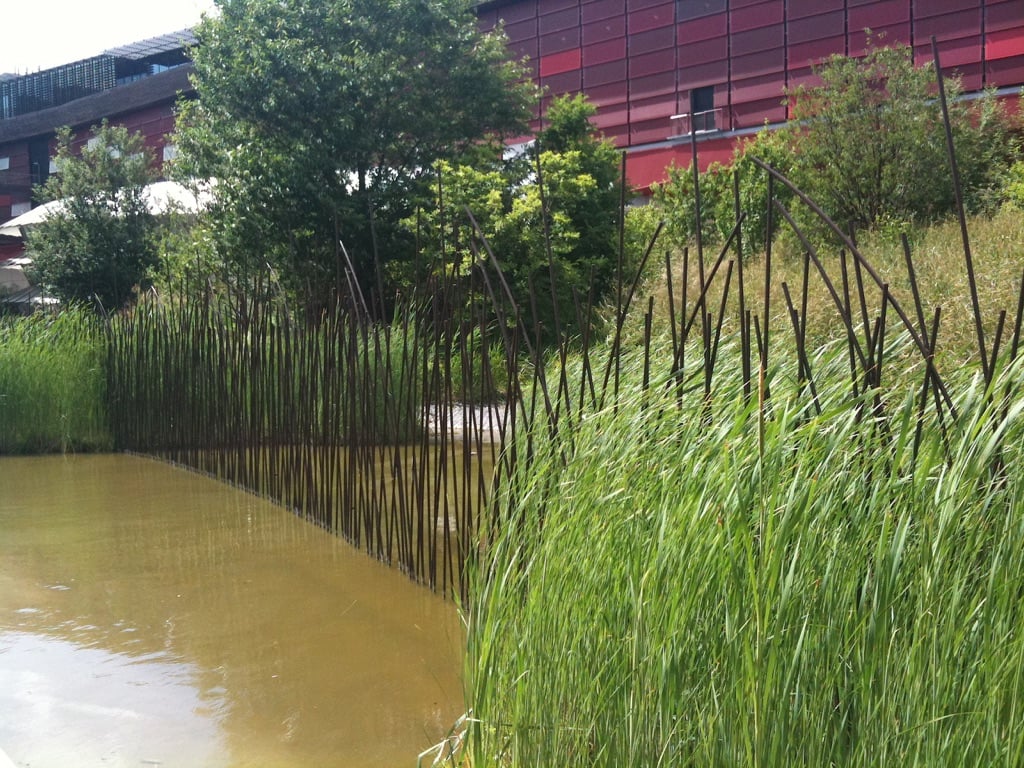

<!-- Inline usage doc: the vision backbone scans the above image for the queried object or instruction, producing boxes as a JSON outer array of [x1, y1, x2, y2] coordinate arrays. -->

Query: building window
[[691, 86, 716, 132], [669, 85, 719, 138], [0, 157, 9, 171]]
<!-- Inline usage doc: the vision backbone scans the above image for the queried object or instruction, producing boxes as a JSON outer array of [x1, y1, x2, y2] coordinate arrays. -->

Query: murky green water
[[0, 454, 464, 767]]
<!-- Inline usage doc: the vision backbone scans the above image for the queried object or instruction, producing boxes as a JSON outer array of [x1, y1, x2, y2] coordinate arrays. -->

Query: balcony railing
[[668, 108, 722, 138]]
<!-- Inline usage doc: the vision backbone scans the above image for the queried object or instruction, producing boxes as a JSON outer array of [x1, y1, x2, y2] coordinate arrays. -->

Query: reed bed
[[106, 287, 513, 599], [465, 334, 1024, 767], [0, 307, 110, 453], [459, 56, 1024, 762]]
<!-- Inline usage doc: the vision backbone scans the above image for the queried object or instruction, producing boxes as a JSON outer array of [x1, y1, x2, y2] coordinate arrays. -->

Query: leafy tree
[[777, 40, 1015, 233], [26, 122, 159, 311], [173, 0, 533, 313], [410, 95, 626, 343], [654, 41, 1017, 253], [653, 127, 794, 256]]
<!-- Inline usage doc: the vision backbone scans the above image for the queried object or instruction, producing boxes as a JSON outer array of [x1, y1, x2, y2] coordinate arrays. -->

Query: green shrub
[[653, 42, 1018, 256], [0, 308, 111, 453]]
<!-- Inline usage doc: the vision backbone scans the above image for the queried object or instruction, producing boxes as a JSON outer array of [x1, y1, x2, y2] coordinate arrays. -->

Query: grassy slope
[[466, 207, 1024, 766]]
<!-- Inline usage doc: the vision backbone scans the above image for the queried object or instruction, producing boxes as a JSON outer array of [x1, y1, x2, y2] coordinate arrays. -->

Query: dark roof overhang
[[0, 64, 195, 144]]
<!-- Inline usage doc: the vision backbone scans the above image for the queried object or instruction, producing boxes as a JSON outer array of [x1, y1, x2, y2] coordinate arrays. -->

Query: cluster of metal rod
[[105, 40, 1021, 599], [106, 277, 514, 600]]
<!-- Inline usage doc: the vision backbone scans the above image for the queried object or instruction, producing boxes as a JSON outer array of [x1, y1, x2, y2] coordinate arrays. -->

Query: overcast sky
[[0, 0, 217, 75]]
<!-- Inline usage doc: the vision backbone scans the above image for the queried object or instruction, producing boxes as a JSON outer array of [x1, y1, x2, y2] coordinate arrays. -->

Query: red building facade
[[477, 0, 1024, 190], [0, 30, 196, 225]]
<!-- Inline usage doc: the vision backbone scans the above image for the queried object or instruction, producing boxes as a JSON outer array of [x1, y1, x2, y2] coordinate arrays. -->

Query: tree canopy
[[409, 95, 627, 343], [654, 40, 1018, 253], [780, 40, 1015, 231], [174, 0, 534, 312], [26, 122, 159, 311]]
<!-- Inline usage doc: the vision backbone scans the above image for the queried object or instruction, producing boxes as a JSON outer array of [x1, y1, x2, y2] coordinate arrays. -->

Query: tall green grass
[[0, 308, 111, 453], [466, 337, 1024, 767]]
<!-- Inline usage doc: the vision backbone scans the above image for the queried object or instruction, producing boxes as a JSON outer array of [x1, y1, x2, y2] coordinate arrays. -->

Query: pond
[[0, 454, 464, 767]]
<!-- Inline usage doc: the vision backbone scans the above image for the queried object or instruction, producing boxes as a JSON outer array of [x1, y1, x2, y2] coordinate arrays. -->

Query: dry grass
[[629, 205, 1024, 379]]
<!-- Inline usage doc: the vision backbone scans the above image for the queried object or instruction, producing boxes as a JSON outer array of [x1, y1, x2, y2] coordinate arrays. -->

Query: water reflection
[[0, 632, 224, 767], [0, 454, 464, 767]]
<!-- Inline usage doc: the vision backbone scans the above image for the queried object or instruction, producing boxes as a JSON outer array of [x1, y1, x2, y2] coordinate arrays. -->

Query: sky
[[0, 0, 218, 75]]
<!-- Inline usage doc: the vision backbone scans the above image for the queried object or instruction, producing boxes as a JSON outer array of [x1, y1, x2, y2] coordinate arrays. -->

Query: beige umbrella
[[0, 180, 211, 238], [0, 200, 64, 238]]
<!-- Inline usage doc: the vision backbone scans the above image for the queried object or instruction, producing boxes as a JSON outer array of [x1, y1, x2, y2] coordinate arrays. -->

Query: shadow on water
[[0, 453, 464, 768]]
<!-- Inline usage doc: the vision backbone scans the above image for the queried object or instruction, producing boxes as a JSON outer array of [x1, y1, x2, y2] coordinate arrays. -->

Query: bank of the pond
[[0, 309, 110, 454], [0, 453, 465, 768]]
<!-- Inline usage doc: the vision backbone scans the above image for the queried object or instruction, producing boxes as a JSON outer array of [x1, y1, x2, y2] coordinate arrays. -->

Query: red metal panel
[[582, 0, 626, 24], [477, 8, 498, 30], [630, 70, 677, 99], [540, 0, 580, 13], [731, 96, 786, 128], [788, 11, 845, 44], [849, 0, 910, 31], [583, 37, 627, 65], [592, 103, 629, 129], [788, 0, 843, 20], [629, 3, 675, 33], [789, 36, 846, 68], [585, 81, 629, 105], [678, 58, 729, 89], [541, 48, 583, 76], [629, 95, 677, 122], [543, 69, 583, 95], [914, 39, 981, 69], [619, 145, 675, 191], [986, 1, 1024, 33], [601, 123, 630, 147], [541, 27, 581, 54], [539, 7, 580, 34], [505, 18, 538, 43], [677, 0, 727, 22], [986, 55, 1024, 88], [583, 58, 629, 86], [631, 48, 677, 77], [508, 38, 539, 61], [986, 27, 1024, 60], [731, 48, 785, 79], [915, 9, 981, 42], [730, 70, 786, 103], [787, 66, 821, 92], [630, 116, 674, 144], [629, 0, 671, 9], [731, 24, 785, 56], [849, 23, 911, 54], [913, 0, 978, 17], [730, 2, 784, 34], [630, 24, 676, 53], [678, 36, 728, 66], [494, 1, 537, 25], [584, 16, 626, 44], [677, 14, 727, 43], [953, 63, 984, 90]]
